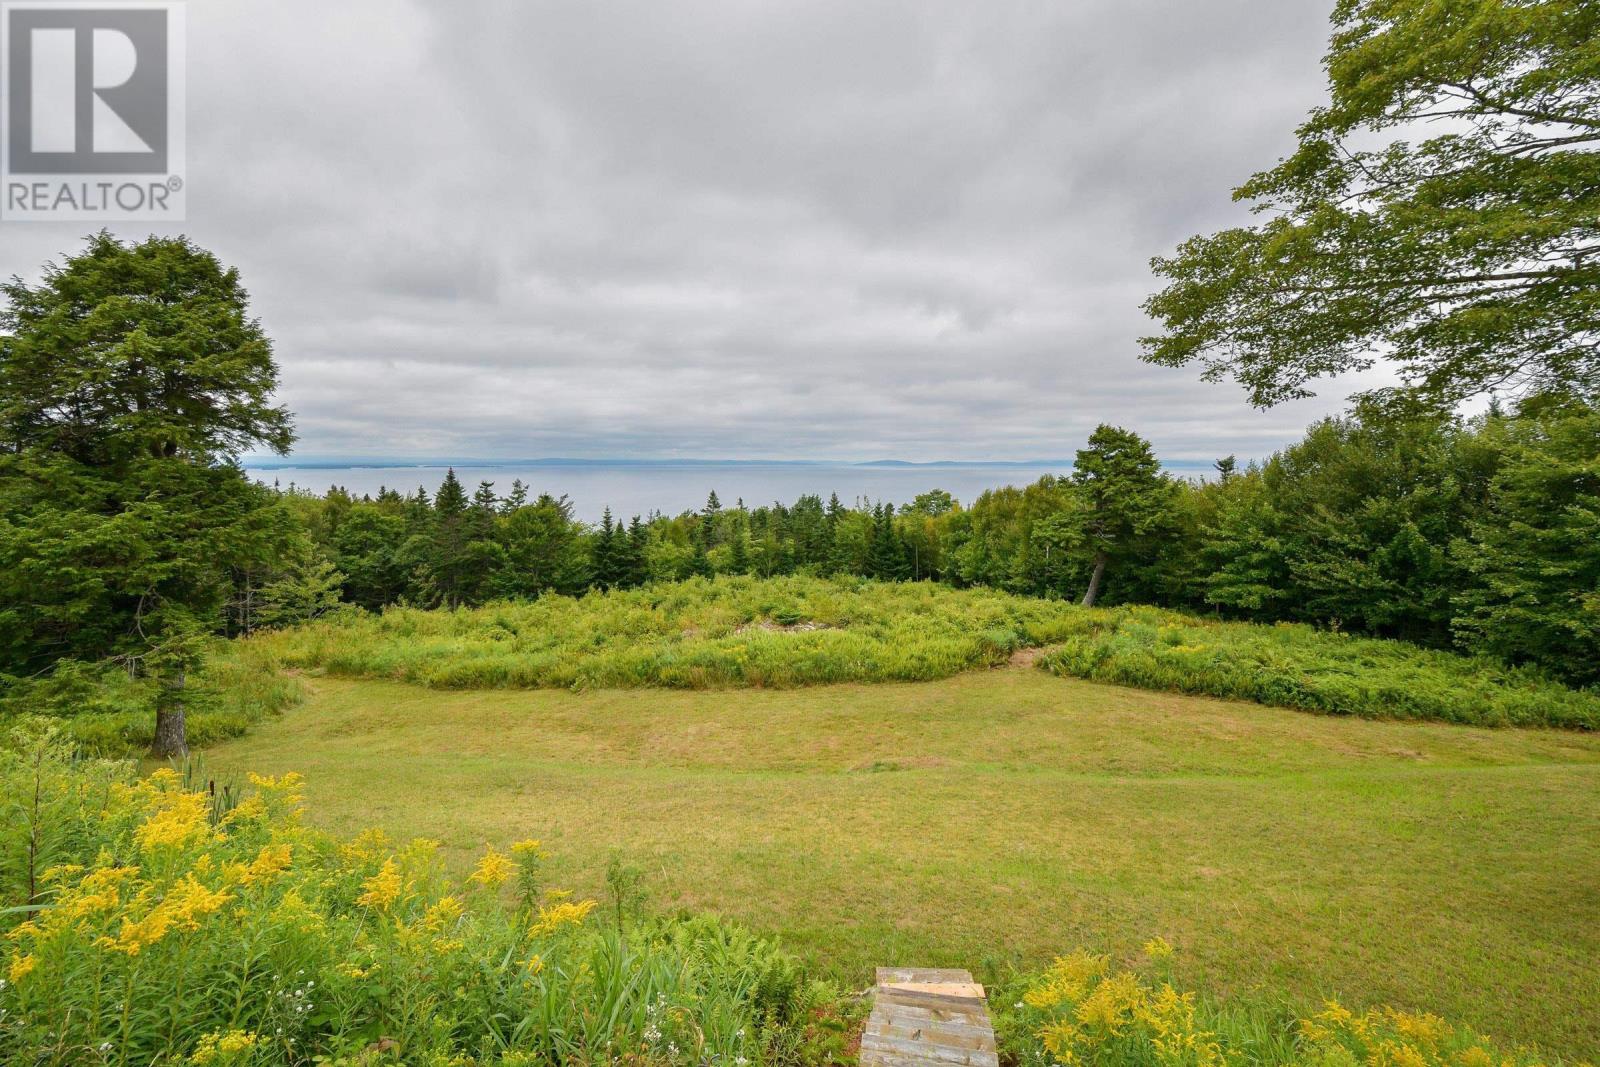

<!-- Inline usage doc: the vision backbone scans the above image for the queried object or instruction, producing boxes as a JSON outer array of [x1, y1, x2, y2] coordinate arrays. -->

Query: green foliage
[[992, 941, 1567, 1067], [0, 643, 303, 757], [1037, 607, 1598, 729], [1143, 0, 1600, 406], [0, 754, 847, 1066], [248, 576, 1093, 690], [1070, 425, 1179, 606], [0, 234, 299, 756], [251, 575, 1598, 728], [1453, 397, 1600, 685]]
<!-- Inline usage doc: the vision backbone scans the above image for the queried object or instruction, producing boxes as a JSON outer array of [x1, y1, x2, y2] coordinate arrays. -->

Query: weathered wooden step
[[860, 967, 998, 1067]]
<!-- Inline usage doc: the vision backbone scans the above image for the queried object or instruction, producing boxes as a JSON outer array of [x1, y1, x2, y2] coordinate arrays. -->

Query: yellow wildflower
[[1039, 1019, 1080, 1060], [1143, 936, 1174, 961], [1389, 1009, 1448, 1049], [420, 895, 464, 933], [164, 874, 233, 932], [1023, 951, 1108, 1009], [242, 843, 292, 885], [8, 954, 36, 982], [58, 865, 141, 919], [468, 847, 515, 888], [511, 839, 544, 858], [1075, 971, 1141, 1034], [525, 953, 544, 975], [189, 1029, 259, 1064], [527, 898, 597, 937], [134, 790, 211, 852], [245, 771, 303, 791], [340, 828, 393, 866], [357, 858, 403, 910], [100, 907, 172, 956]]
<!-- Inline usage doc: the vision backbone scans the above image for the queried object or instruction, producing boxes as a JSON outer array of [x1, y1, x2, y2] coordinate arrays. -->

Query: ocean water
[[245, 462, 1072, 523]]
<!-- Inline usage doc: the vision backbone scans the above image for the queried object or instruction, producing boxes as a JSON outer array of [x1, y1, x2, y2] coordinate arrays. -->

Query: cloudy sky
[[2, 0, 1390, 464]]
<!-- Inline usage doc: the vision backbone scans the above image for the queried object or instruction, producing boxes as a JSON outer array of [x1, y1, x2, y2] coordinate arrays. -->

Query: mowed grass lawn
[[211, 668, 1600, 1059]]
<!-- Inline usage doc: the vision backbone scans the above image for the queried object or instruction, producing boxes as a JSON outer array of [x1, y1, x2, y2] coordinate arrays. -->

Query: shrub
[[249, 576, 1600, 729], [0, 744, 844, 1065], [1037, 608, 1599, 729], [993, 941, 1569, 1067], [0, 642, 304, 757]]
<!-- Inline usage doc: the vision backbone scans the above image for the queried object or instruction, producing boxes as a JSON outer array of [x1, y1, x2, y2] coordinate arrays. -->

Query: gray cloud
[[0, 0, 1393, 465]]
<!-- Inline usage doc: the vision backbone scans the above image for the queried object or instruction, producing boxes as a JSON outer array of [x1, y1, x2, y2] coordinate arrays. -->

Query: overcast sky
[[1, 0, 1392, 464]]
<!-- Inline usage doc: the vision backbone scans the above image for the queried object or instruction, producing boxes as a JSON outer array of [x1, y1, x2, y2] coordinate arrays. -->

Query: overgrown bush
[[250, 575, 1600, 729], [0, 642, 303, 757], [0, 740, 849, 1066], [993, 940, 1569, 1067], [1037, 608, 1599, 729], [248, 576, 1091, 690]]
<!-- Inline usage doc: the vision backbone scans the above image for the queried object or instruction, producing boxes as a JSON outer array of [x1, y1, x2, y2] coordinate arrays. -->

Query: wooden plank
[[861, 966, 999, 1067]]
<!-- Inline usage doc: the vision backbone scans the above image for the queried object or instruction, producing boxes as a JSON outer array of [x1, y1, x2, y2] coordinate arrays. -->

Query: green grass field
[[210, 666, 1600, 1060]]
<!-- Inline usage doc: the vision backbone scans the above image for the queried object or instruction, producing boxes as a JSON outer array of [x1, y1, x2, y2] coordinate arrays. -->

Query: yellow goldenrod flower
[[468, 847, 515, 888], [420, 895, 464, 933], [189, 1029, 259, 1064], [242, 843, 292, 885], [1143, 936, 1174, 960], [356, 858, 403, 910], [1023, 951, 1108, 1009], [134, 791, 211, 852], [511, 838, 544, 857], [527, 898, 597, 937], [7, 954, 36, 982], [163, 874, 233, 933]]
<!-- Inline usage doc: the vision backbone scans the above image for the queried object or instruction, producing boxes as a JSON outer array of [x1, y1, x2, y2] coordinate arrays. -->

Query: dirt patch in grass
[[1007, 646, 1047, 668]]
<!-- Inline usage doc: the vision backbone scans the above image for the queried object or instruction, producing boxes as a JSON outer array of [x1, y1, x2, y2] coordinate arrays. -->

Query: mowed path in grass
[[211, 670, 1600, 1059]]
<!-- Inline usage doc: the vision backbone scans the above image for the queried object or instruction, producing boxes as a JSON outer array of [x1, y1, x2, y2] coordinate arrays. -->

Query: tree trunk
[[150, 669, 188, 759], [1080, 551, 1108, 608]]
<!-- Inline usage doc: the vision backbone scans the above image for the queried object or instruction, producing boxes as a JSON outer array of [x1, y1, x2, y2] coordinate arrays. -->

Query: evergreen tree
[[1453, 397, 1600, 684], [591, 507, 627, 589], [701, 491, 723, 545], [728, 531, 750, 575], [435, 469, 468, 515], [1070, 425, 1176, 607], [0, 234, 297, 756], [624, 515, 650, 587]]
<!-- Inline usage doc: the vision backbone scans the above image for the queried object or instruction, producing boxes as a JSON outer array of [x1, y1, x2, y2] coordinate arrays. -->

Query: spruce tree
[[1070, 425, 1176, 607], [0, 235, 298, 756], [625, 515, 650, 586]]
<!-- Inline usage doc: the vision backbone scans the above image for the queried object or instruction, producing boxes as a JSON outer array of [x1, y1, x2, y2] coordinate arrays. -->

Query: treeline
[[265, 393, 1600, 687]]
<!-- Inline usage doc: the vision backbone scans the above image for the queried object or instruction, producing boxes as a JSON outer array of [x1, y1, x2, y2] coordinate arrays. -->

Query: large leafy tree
[[1144, 0, 1600, 406], [0, 234, 295, 756]]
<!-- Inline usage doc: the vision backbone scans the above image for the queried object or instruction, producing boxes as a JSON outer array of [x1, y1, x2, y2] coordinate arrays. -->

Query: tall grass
[[250, 576, 1084, 690], [1037, 607, 1599, 729], [249, 576, 1599, 729]]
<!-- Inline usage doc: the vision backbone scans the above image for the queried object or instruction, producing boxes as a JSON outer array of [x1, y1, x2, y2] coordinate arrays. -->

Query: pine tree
[[592, 507, 625, 589], [435, 470, 468, 515], [701, 491, 723, 546], [625, 515, 649, 586], [0, 235, 299, 757], [1070, 425, 1176, 607], [728, 532, 750, 575]]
